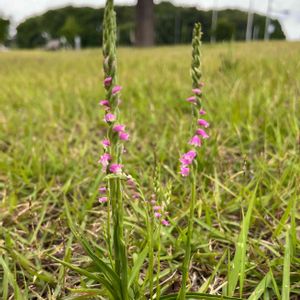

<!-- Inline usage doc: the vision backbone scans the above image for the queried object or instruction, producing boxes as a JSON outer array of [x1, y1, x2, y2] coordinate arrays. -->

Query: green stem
[[178, 171, 196, 300], [116, 178, 129, 300], [156, 222, 162, 299], [148, 216, 154, 300]]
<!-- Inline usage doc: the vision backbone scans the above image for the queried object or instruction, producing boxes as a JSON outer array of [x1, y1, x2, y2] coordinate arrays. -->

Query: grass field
[[0, 41, 300, 299]]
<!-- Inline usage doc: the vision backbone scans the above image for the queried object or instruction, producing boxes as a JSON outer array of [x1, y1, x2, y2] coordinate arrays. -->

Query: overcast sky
[[0, 0, 299, 40]]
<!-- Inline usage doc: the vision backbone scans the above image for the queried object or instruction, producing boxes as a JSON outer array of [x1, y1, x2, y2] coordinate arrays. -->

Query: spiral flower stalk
[[177, 23, 208, 300]]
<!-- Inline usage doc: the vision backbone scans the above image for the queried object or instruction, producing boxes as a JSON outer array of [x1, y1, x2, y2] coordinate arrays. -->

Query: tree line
[[2, 2, 285, 48]]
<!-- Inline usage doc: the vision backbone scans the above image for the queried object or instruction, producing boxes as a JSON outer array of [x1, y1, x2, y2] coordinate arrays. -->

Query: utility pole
[[264, 0, 273, 41], [246, 0, 255, 41], [210, 0, 218, 43]]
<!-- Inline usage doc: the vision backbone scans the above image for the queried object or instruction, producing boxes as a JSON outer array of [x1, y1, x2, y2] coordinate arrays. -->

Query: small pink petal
[[112, 85, 122, 95], [162, 219, 170, 226], [189, 135, 202, 147], [99, 187, 107, 194], [113, 124, 125, 132], [109, 163, 123, 174], [199, 109, 206, 115], [119, 132, 129, 141], [101, 139, 111, 148], [196, 128, 209, 139], [153, 205, 161, 211], [104, 113, 116, 123], [99, 197, 108, 203], [154, 212, 162, 218], [192, 88, 202, 95], [180, 166, 190, 177], [186, 96, 197, 104], [197, 119, 209, 128], [104, 77, 112, 86], [99, 100, 110, 107]]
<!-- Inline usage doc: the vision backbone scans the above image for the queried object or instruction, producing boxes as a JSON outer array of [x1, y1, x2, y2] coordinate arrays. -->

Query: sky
[[0, 0, 299, 40]]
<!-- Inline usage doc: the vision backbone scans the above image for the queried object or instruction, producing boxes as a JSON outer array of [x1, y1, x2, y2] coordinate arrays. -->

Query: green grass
[[0, 41, 300, 299]]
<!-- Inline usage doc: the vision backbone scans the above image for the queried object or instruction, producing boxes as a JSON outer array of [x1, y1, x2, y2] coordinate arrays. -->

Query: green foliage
[[0, 41, 299, 299], [59, 16, 81, 45], [0, 18, 9, 44], [15, 3, 286, 48], [215, 18, 235, 41]]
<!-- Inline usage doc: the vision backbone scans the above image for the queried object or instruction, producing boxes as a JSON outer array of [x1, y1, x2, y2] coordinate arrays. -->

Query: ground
[[0, 42, 300, 299]]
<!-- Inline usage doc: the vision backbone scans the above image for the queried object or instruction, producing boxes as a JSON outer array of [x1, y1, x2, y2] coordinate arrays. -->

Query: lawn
[[0, 41, 300, 299]]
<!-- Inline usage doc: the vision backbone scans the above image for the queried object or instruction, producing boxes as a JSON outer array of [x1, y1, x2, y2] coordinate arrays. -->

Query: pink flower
[[196, 128, 209, 139], [153, 205, 161, 211], [186, 96, 197, 104], [127, 179, 136, 187], [180, 166, 190, 177], [119, 132, 129, 141], [186, 150, 197, 159], [112, 85, 122, 95], [99, 186, 107, 194], [104, 77, 112, 86], [99, 100, 110, 107], [180, 150, 197, 165], [199, 82, 205, 87], [104, 113, 116, 123], [150, 199, 156, 205], [99, 197, 108, 203], [154, 212, 162, 218], [198, 119, 209, 128], [199, 109, 206, 115], [192, 88, 202, 95], [162, 219, 170, 226], [101, 139, 111, 148], [109, 163, 123, 174], [113, 124, 125, 132], [189, 135, 202, 147], [98, 153, 112, 171], [133, 193, 140, 199]]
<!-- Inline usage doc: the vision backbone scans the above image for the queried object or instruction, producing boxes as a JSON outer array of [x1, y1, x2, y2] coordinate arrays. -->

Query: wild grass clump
[[0, 0, 299, 299]]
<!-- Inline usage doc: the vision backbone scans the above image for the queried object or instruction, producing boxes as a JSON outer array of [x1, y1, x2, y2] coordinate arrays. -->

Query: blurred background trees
[[14, 2, 285, 49], [0, 17, 9, 45]]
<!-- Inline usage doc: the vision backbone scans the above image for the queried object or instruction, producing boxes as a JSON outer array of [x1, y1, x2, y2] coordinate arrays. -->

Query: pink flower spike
[[104, 77, 112, 86], [199, 109, 206, 115], [192, 88, 202, 95], [196, 128, 209, 139], [180, 166, 190, 177], [99, 186, 107, 194], [119, 132, 129, 141], [150, 199, 156, 205], [189, 135, 202, 147], [154, 212, 162, 218], [112, 85, 122, 95], [113, 124, 125, 132], [153, 205, 161, 211], [198, 119, 210, 128], [162, 219, 170, 226], [99, 197, 108, 203], [99, 100, 110, 107], [101, 139, 111, 148], [109, 163, 123, 174], [104, 113, 116, 123], [186, 96, 197, 104]]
